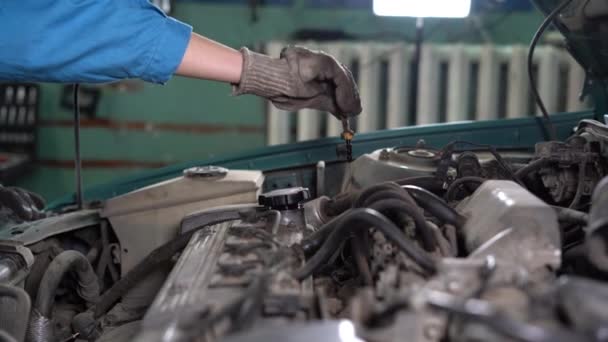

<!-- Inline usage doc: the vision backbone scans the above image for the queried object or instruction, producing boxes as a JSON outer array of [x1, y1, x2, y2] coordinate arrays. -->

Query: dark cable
[[356, 183, 438, 249], [367, 198, 437, 251], [396, 176, 444, 192], [528, 0, 573, 141], [569, 159, 587, 209], [445, 177, 486, 202], [73, 84, 83, 210], [354, 182, 415, 207], [515, 158, 553, 179], [551, 205, 588, 225], [447, 141, 521, 185], [293, 208, 436, 280], [93, 215, 244, 319], [403, 185, 467, 228], [350, 235, 373, 286]]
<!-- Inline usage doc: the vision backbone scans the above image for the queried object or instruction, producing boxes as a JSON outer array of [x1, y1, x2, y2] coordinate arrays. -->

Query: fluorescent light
[[373, 0, 471, 18]]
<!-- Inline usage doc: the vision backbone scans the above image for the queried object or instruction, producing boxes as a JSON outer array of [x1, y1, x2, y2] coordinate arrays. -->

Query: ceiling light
[[373, 0, 471, 18]]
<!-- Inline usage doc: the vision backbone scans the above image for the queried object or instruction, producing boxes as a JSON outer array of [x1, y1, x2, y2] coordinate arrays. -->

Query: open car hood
[[533, 0, 608, 113]]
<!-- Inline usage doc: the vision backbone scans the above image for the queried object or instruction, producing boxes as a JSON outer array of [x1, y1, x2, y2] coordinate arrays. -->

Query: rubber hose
[[325, 182, 417, 217], [445, 177, 485, 202], [35, 250, 99, 318], [93, 233, 191, 319], [551, 206, 588, 225], [293, 208, 436, 280], [354, 182, 415, 208], [324, 192, 357, 217], [0, 285, 30, 342], [396, 176, 444, 192], [350, 235, 373, 286], [93, 216, 242, 319], [515, 158, 552, 179], [569, 160, 586, 209], [325, 183, 410, 217], [403, 185, 467, 228], [309, 189, 435, 254], [301, 214, 342, 257], [359, 189, 415, 209], [367, 198, 437, 251]]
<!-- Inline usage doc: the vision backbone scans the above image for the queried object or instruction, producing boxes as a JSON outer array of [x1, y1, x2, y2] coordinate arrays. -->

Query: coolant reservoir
[[101, 167, 264, 273]]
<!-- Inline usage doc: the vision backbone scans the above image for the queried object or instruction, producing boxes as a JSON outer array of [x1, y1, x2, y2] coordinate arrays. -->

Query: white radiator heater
[[265, 42, 588, 145]]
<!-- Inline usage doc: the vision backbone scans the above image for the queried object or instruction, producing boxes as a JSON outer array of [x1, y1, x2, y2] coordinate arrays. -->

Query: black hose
[[304, 195, 438, 254], [515, 158, 552, 179], [301, 214, 343, 257], [35, 250, 99, 318], [0, 285, 30, 342], [93, 216, 241, 319], [93, 233, 192, 318], [367, 198, 436, 251], [325, 182, 419, 217], [396, 176, 444, 192], [350, 235, 373, 286], [293, 208, 436, 280], [445, 177, 486, 202], [324, 192, 357, 217], [356, 184, 437, 250], [359, 189, 413, 209], [446, 141, 522, 185], [528, 1, 573, 141], [354, 182, 415, 207], [551, 206, 588, 225], [403, 185, 467, 228], [569, 160, 586, 209], [312, 182, 437, 255], [324, 182, 416, 216]]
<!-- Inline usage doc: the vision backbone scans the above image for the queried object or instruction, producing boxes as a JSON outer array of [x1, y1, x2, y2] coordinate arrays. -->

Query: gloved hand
[[233, 46, 362, 119]]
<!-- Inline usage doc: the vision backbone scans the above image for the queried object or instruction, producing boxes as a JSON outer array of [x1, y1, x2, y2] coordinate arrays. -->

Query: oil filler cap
[[259, 187, 311, 210]]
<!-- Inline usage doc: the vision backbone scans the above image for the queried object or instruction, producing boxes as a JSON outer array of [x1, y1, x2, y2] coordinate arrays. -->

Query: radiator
[[265, 42, 588, 145]]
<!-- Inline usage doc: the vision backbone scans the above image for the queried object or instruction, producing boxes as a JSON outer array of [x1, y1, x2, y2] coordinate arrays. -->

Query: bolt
[[447, 280, 462, 294], [424, 323, 443, 340], [379, 149, 390, 160]]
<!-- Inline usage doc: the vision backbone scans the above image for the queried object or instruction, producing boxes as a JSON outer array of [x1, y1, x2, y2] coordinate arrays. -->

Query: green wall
[[15, 2, 543, 201]]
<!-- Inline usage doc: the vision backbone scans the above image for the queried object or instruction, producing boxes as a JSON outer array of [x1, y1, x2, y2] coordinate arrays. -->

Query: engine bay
[[2, 119, 608, 341]]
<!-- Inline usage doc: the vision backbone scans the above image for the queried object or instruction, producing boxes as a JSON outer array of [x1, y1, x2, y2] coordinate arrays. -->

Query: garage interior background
[[13, 0, 548, 200]]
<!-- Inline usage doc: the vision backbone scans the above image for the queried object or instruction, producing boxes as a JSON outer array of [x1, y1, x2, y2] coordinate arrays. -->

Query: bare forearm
[[175, 32, 243, 83]]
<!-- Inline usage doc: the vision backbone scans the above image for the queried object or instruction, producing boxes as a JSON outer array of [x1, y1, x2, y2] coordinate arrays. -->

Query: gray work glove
[[233, 46, 362, 119]]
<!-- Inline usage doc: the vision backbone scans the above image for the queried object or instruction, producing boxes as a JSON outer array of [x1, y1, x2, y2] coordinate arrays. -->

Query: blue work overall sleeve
[[0, 0, 192, 84]]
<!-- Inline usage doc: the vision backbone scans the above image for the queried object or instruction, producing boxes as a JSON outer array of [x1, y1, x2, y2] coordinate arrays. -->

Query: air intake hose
[[27, 251, 99, 342]]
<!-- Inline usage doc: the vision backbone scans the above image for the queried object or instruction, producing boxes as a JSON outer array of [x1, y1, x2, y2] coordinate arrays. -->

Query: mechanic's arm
[[175, 33, 243, 83], [1, 0, 360, 117], [175, 33, 362, 118]]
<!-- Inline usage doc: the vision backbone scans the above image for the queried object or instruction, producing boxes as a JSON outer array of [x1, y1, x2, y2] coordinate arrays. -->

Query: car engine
[[2, 119, 608, 342]]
